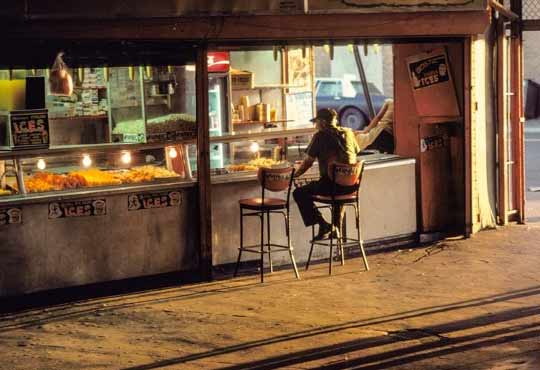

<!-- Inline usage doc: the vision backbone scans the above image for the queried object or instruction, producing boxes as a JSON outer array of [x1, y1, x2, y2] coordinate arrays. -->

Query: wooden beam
[[511, 0, 525, 224], [496, 19, 508, 225], [0, 11, 491, 42], [464, 37, 473, 237], [196, 46, 212, 280], [523, 20, 540, 31]]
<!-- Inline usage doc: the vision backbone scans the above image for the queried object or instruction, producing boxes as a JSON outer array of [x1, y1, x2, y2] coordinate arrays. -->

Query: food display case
[[0, 45, 202, 297]]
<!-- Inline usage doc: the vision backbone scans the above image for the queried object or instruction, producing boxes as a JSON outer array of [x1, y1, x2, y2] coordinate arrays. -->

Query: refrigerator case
[[189, 73, 230, 174]]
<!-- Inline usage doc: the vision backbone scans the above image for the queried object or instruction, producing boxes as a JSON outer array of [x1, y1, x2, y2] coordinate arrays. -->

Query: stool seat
[[239, 197, 287, 210], [313, 193, 357, 203]]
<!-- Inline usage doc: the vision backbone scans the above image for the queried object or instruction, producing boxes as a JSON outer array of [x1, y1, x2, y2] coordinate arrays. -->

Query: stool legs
[[355, 202, 369, 271], [260, 212, 265, 283], [328, 204, 334, 275], [234, 208, 244, 278], [285, 213, 300, 279], [306, 225, 315, 271], [267, 211, 273, 274]]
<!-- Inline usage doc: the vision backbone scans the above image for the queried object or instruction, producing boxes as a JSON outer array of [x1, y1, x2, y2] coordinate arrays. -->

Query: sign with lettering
[[406, 48, 460, 118], [127, 191, 182, 211], [48, 199, 107, 219], [409, 54, 449, 90], [309, 0, 486, 13], [0, 207, 22, 226], [10, 109, 49, 150], [208, 52, 230, 73], [420, 135, 448, 152]]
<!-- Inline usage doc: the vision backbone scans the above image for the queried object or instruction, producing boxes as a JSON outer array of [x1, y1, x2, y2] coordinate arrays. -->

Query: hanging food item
[[49, 52, 73, 96]]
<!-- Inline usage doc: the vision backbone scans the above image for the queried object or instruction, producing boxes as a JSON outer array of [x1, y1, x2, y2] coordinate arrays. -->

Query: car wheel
[[340, 107, 368, 130]]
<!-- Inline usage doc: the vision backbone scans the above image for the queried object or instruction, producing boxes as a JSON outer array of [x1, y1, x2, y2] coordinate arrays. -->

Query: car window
[[351, 81, 383, 95], [317, 81, 341, 97]]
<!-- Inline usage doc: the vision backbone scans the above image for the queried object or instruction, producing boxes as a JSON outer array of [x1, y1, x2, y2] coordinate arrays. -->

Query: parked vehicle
[[315, 78, 388, 130]]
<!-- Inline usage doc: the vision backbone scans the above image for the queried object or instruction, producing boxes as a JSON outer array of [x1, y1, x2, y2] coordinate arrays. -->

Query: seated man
[[355, 99, 394, 153], [293, 108, 360, 240]]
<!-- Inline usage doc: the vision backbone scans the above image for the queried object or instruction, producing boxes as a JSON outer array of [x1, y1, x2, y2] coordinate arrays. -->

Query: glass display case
[[0, 143, 194, 199]]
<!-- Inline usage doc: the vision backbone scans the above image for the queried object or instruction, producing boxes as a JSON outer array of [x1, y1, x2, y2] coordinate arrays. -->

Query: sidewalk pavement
[[1, 225, 540, 370]]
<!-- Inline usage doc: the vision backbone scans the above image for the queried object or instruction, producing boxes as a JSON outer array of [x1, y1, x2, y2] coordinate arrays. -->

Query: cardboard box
[[231, 69, 254, 90]]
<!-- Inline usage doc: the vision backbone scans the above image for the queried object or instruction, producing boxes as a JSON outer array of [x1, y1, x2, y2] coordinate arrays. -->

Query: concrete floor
[[1, 224, 539, 370]]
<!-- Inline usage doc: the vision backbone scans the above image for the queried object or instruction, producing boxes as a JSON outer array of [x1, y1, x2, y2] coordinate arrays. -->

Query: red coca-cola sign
[[208, 52, 230, 73]]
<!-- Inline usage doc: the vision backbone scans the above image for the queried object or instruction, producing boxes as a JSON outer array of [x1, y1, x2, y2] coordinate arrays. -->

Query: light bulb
[[82, 154, 92, 168], [36, 158, 46, 170], [121, 151, 132, 165], [168, 147, 178, 159], [249, 142, 260, 153]]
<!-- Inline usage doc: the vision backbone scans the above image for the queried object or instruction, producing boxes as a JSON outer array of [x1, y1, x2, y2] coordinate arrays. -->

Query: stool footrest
[[238, 244, 294, 253]]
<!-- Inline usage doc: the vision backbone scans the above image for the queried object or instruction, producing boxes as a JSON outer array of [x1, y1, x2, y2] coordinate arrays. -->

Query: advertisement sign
[[409, 54, 449, 90], [406, 48, 460, 118], [0, 207, 22, 226], [127, 191, 182, 211], [9, 109, 49, 150], [308, 0, 487, 13], [48, 199, 107, 219], [208, 52, 230, 73]]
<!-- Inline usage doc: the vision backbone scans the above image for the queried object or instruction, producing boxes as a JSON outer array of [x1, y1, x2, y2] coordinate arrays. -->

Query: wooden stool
[[234, 167, 300, 283]]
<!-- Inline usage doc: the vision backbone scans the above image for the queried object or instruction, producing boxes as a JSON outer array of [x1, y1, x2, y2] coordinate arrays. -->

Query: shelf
[[232, 84, 306, 91], [50, 115, 109, 121], [73, 86, 107, 90], [0, 139, 196, 160], [209, 127, 315, 144], [232, 120, 292, 126]]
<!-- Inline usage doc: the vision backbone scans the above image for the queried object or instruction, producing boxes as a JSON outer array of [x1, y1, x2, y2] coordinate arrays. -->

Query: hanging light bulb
[[249, 142, 260, 153], [121, 151, 132, 165], [82, 154, 92, 168], [36, 158, 46, 170], [168, 147, 178, 159]]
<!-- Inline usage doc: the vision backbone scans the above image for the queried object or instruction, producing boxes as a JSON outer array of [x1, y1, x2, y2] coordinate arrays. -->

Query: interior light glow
[[168, 147, 178, 159], [121, 151, 132, 165], [36, 158, 46, 170], [82, 154, 92, 168], [249, 142, 260, 153]]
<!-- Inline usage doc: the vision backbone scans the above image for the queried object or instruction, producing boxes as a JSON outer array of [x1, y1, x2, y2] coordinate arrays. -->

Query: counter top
[[0, 154, 415, 206], [0, 179, 197, 207], [211, 154, 415, 185]]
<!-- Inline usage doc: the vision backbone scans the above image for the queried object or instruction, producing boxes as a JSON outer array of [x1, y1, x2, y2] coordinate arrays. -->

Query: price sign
[[48, 199, 107, 219], [0, 207, 22, 226], [127, 191, 182, 211], [10, 109, 49, 150]]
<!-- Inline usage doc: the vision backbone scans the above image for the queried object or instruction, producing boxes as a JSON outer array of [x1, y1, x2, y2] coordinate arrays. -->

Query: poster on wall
[[406, 48, 460, 118], [288, 48, 313, 93], [127, 191, 182, 211], [308, 0, 487, 13]]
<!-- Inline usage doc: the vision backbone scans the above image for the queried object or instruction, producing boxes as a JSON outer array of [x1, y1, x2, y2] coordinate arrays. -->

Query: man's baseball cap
[[310, 108, 337, 123]]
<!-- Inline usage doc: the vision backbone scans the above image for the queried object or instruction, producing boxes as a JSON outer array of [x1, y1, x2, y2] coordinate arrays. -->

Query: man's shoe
[[312, 222, 332, 241]]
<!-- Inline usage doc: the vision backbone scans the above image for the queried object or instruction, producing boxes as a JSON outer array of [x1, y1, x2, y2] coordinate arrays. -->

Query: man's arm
[[362, 101, 390, 133], [294, 156, 315, 177]]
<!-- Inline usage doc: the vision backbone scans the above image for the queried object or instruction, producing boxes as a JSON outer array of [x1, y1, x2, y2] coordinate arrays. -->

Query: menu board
[[9, 109, 49, 150], [48, 199, 107, 219], [128, 191, 182, 211], [0, 207, 22, 226]]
